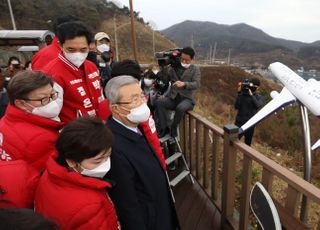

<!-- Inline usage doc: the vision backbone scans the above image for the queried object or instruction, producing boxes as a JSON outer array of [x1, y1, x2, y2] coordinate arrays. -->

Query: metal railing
[[180, 111, 320, 230]]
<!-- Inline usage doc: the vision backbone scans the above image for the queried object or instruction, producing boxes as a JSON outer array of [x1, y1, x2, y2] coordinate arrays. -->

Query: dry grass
[[195, 66, 320, 229]]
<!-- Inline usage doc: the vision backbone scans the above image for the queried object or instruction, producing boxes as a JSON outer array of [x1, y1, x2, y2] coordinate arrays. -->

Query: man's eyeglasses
[[23, 92, 59, 106], [117, 93, 146, 105]]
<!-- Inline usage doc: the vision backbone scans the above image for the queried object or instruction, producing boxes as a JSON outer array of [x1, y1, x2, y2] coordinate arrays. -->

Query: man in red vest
[[43, 21, 109, 123]]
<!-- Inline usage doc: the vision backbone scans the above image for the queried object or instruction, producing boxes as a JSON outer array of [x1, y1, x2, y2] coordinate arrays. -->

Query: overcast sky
[[111, 0, 320, 43]]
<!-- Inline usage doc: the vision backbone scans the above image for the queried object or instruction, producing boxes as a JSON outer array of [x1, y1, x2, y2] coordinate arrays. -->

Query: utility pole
[[149, 20, 157, 61], [7, 0, 16, 30], [113, 15, 120, 61], [209, 44, 212, 64], [212, 42, 217, 65], [152, 29, 155, 58], [129, 0, 138, 62], [227, 48, 231, 65], [190, 34, 194, 49]]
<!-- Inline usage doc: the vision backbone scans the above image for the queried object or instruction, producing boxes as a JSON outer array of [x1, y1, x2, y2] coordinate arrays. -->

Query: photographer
[[94, 32, 115, 88], [235, 78, 264, 146], [155, 47, 201, 138], [141, 64, 158, 114], [3, 57, 24, 88]]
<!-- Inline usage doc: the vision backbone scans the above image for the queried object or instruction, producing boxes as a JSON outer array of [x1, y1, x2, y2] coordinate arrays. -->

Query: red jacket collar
[[4, 104, 64, 130], [45, 153, 112, 190], [58, 53, 79, 71]]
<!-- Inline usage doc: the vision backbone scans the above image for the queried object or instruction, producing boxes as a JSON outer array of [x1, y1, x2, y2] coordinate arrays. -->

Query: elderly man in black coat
[[104, 75, 179, 230]]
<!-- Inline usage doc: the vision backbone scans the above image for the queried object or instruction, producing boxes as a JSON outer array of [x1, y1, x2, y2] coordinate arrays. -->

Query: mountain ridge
[[161, 20, 320, 69], [161, 20, 317, 50]]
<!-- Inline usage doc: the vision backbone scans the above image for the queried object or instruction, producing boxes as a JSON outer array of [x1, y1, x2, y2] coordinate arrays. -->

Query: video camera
[[241, 79, 257, 93], [155, 48, 183, 67], [142, 67, 170, 96]]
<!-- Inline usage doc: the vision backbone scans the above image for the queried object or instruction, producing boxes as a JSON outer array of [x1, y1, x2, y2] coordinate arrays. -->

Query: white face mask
[[30, 100, 62, 119], [97, 44, 110, 53], [80, 157, 111, 178], [63, 51, 88, 68], [152, 69, 159, 75], [144, 79, 154, 87], [125, 103, 150, 123], [181, 63, 191, 68]]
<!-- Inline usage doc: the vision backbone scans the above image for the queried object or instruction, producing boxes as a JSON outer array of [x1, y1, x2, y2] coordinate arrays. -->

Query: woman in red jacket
[[35, 117, 120, 230], [0, 160, 39, 208], [0, 71, 64, 172]]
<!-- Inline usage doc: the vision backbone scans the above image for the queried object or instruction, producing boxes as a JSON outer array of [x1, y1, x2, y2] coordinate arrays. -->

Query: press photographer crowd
[[0, 15, 262, 230]]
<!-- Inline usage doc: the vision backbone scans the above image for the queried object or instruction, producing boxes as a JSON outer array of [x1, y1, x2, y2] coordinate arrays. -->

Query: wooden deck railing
[[180, 111, 320, 230]]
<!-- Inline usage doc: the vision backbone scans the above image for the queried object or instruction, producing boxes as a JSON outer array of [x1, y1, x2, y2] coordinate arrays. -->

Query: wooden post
[[189, 117, 195, 174], [261, 168, 274, 192], [180, 116, 185, 153], [196, 121, 201, 181], [221, 124, 239, 228], [211, 135, 219, 201], [203, 127, 210, 189], [184, 114, 189, 164], [239, 155, 252, 230], [285, 185, 301, 217]]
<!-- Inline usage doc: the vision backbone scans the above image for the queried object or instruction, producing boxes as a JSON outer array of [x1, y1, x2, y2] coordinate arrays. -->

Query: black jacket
[[106, 118, 179, 230], [235, 92, 264, 125]]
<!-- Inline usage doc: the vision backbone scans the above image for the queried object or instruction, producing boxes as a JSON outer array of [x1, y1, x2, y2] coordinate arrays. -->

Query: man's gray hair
[[105, 75, 139, 108]]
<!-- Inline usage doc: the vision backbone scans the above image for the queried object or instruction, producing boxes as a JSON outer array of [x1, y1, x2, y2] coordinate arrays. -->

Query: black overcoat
[[106, 118, 179, 230]]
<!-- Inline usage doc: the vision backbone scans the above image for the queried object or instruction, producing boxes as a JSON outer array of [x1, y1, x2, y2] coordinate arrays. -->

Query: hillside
[[0, 0, 176, 63], [98, 15, 175, 63], [162, 20, 320, 69], [195, 66, 320, 181]]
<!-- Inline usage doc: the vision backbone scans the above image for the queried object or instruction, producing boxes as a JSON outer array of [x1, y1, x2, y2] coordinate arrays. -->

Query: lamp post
[[7, 0, 16, 30], [148, 21, 157, 61], [129, 0, 138, 62], [113, 15, 119, 61]]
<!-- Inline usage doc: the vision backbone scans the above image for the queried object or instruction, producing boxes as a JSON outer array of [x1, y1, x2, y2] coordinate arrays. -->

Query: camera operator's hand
[[248, 88, 253, 96], [173, 80, 185, 88], [156, 93, 164, 99]]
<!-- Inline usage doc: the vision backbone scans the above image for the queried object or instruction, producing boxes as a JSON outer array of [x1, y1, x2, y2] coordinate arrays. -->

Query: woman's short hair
[[110, 59, 142, 80], [7, 71, 54, 105], [56, 117, 113, 166]]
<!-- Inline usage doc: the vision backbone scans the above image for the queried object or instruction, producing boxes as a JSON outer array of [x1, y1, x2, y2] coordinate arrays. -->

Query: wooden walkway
[[172, 178, 227, 230]]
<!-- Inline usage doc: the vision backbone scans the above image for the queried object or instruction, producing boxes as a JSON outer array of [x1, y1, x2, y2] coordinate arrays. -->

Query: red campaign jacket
[[0, 104, 63, 171], [31, 37, 61, 71], [35, 154, 120, 230], [0, 160, 39, 208], [43, 54, 108, 123]]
